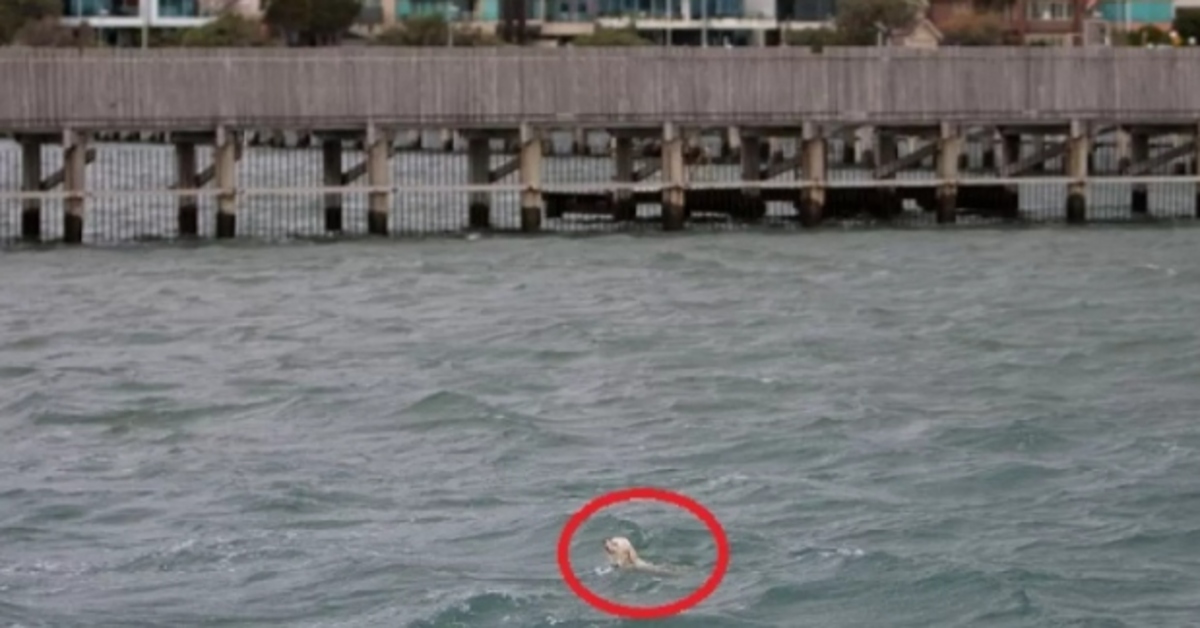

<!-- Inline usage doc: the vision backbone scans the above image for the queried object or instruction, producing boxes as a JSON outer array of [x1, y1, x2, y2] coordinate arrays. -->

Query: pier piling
[[662, 123, 686, 231], [175, 139, 199, 237], [613, 135, 636, 222], [322, 138, 344, 233], [799, 124, 826, 227], [214, 128, 238, 239], [19, 137, 41, 242], [63, 129, 87, 244], [740, 132, 764, 220], [1131, 131, 1150, 216], [519, 124, 542, 233], [468, 135, 491, 229], [1067, 121, 1089, 224], [937, 123, 961, 224], [367, 125, 391, 236]]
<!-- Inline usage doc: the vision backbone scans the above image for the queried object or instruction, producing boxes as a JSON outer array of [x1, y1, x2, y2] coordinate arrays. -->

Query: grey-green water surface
[[2, 228, 1199, 627]]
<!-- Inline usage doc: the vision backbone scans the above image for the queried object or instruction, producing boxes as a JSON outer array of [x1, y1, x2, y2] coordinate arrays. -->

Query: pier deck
[[2, 48, 1200, 245]]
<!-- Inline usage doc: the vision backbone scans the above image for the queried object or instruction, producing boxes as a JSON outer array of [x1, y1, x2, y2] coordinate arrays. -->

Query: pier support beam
[[1131, 132, 1150, 216], [840, 129, 856, 166], [176, 141, 198, 237], [937, 123, 961, 224], [468, 136, 491, 229], [1066, 121, 1089, 225], [874, 130, 900, 218], [367, 125, 392, 236], [799, 124, 826, 228], [613, 136, 636, 221], [662, 122, 686, 231], [215, 128, 238, 239], [519, 124, 542, 233], [1001, 134, 1021, 169], [63, 129, 88, 244], [741, 133, 761, 198], [740, 132, 765, 220], [20, 138, 41, 242], [322, 139, 344, 232]]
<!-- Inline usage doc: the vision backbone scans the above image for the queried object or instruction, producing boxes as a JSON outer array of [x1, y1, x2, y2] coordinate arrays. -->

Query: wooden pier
[[2, 47, 1200, 245]]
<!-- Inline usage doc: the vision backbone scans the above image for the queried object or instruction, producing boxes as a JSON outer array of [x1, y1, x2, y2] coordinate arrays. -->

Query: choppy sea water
[[1, 228, 1199, 627]]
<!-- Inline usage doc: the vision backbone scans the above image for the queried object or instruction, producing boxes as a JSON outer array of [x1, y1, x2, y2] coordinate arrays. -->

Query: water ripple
[[0, 230, 1198, 626]]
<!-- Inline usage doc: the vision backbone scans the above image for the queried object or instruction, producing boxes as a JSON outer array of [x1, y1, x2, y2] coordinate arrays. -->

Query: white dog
[[603, 536, 679, 576]]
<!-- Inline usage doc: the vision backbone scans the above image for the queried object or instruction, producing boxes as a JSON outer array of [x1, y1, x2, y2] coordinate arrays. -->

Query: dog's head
[[603, 536, 639, 567]]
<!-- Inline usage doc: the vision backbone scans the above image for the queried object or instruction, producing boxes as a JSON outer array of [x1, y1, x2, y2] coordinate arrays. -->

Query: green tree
[[571, 26, 652, 46], [0, 0, 59, 45], [180, 11, 273, 46], [783, 26, 843, 49], [12, 19, 98, 47], [264, 0, 363, 46], [834, 0, 924, 45], [373, 14, 502, 46], [1122, 24, 1170, 46], [939, 12, 1007, 46]]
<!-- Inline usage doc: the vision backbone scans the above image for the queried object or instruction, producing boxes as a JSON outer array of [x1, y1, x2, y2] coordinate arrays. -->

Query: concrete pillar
[[724, 126, 742, 162], [661, 122, 686, 231], [322, 139, 343, 232], [1115, 127, 1131, 171], [176, 141, 198, 237], [20, 138, 41, 242], [63, 129, 87, 245], [877, 133, 899, 175], [1001, 133, 1021, 167], [799, 124, 826, 228], [572, 128, 588, 156], [856, 126, 873, 166], [467, 136, 491, 229], [214, 128, 238, 239], [936, 123, 962, 224], [741, 133, 761, 199], [1066, 121, 1089, 225], [519, 124, 542, 233], [1131, 131, 1150, 216], [738, 132, 765, 222], [1031, 134, 1046, 173], [982, 130, 997, 170], [613, 136, 636, 222], [767, 137, 783, 164], [367, 125, 392, 236], [873, 130, 900, 216]]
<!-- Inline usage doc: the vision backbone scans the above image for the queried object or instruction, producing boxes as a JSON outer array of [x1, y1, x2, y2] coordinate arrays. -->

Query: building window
[[777, 0, 835, 21], [158, 0, 200, 17], [63, 0, 141, 17], [1026, 0, 1073, 20]]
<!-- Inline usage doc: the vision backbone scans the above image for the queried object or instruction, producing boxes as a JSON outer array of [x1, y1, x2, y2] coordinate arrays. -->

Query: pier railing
[[1, 47, 1199, 131]]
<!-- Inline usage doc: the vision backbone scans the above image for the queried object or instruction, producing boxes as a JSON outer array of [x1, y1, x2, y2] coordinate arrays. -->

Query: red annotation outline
[[556, 486, 730, 620]]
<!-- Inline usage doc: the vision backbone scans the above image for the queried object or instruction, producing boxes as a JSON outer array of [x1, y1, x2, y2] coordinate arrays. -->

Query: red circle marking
[[556, 487, 729, 620]]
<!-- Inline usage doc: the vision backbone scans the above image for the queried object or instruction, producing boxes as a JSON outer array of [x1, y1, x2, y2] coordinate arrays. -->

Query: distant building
[[1092, 0, 1174, 30], [58, 0, 265, 44], [928, 0, 1095, 45]]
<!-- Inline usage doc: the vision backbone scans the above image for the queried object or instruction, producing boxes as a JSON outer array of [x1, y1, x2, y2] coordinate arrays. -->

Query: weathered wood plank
[[1, 48, 1200, 131]]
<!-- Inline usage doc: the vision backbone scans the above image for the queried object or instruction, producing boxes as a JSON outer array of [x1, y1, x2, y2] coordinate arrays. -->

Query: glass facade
[[157, 0, 202, 17], [775, 0, 835, 21], [62, 0, 141, 17], [397, 0, 510, 20], [592, 0, 744, 17], [61, 0, 208, 18], [1096, 0, 1173, 23]]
